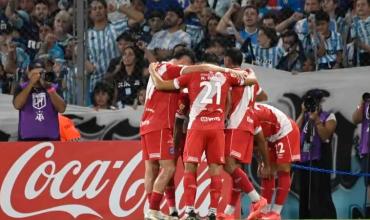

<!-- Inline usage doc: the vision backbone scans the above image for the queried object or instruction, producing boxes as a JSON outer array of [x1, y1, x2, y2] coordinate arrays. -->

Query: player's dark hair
[[224, 48, 243, 66], [172, 48, 196, 64]]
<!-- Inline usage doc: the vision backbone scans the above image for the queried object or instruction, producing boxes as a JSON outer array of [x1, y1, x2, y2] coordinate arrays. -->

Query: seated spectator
[[132, 86, 146, 109], [106, 46, 145, 108], [251, 26, 284, 68], [315, 10, 343, 69], [277, 30, 307, 72], [13, 60, 66, 141], [351, 0, 370, 66], [91, 81, 116, 111], [147, 6, 191, 61], [19, 0, 35, 14], [217, 4, 259, 48], [107, 32, 136, 74]]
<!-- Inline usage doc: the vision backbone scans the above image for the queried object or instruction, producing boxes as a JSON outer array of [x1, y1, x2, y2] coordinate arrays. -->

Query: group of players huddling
[[140, 48, 301, 220]]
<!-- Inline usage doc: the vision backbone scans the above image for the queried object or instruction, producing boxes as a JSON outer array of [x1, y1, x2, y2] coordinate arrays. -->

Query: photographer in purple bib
[[352, 92, 370, 217], [296, 89, 337, 219], [12, 59, 66, 141]]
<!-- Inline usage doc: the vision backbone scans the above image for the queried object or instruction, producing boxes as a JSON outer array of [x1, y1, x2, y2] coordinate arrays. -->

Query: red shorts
[[183, 129, 225, 164], [268, 121, 301, 164], [225, 129, 254, 163], [141, 129, 176, 160]]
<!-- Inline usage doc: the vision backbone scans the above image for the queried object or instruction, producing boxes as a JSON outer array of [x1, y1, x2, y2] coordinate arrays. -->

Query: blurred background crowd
[[0, 0, 369, 109]]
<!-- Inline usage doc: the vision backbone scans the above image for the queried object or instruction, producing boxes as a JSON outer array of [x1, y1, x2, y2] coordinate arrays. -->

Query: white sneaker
[[147, 209, 166, 220]]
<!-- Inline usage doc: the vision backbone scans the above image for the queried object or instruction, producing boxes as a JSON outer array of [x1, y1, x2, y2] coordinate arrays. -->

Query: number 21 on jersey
[[200, 81, 221, 105]]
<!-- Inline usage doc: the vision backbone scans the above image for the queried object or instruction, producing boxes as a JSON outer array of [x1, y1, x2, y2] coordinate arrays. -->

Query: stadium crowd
[[0, 0, 369, 108]]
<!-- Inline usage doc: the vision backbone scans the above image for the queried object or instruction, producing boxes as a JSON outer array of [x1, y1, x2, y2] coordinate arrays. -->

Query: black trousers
[[298, 160, 337, 219]]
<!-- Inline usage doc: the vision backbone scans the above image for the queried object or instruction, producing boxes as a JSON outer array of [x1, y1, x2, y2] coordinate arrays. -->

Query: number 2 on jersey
[[200, 81, 221, 105]]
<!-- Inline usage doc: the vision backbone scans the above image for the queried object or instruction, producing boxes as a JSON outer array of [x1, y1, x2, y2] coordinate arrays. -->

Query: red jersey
[[175, 90, 190, 120], [227, 81, 262, 131], [140, 62, 184, 135], [174, 71, 244, 130], [253, 103, 293, 143]]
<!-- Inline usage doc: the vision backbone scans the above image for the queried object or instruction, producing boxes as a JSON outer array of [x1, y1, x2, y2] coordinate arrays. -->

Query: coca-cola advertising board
[[0, 141, 236, 219]]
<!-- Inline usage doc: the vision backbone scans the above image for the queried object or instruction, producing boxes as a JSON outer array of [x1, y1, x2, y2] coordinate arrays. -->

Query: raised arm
[[148, 63, 177, 91]]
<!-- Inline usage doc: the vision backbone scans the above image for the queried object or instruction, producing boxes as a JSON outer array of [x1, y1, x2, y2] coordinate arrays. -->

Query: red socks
[[165, 177, 176, 208], [229, 184, 241, 207], [149, 191, 163, 211], [147, 192, 152, 203], [184, 172, 197, 207], [210, 175, 222, 209], [275, 171, 291, 205], [261, 177, 275, 204], [231, 167, 254, 193]]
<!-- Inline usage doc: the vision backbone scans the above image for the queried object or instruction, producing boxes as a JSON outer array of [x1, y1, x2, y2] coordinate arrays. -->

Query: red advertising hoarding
[[0, 141, 237, 219]]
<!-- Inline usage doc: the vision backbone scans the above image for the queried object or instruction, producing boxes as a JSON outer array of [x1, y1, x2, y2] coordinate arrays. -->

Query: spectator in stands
[[252, 26, 284, 68], [208, 0, 230, 18], [132, 86, 146, 109], [277, 30, 307, 72], [147, 6, 191, 61], [217, 4, 259, 48], [184, 0, 208, 47], [0, 33, 30, 75], [86, 0, 130, 92], [351, 0, 370, 66], [37, 20, 65, 61], [315, 10, 343, 69], [0, 0, 12, 34], [0, 60, 5, 93], [53, 10, 73, 48], [62, 37, 78, 104], [296, 89, 337, 219], [107, 32, 136, 74], [106, 46, 146, 108], [261, 12, 278, 29], [91, 81, 115, 111], [19, 0, 35, 14], [322, 0, 346, 34], [142, 10, 164, 43], [13, 60, 66, 141]]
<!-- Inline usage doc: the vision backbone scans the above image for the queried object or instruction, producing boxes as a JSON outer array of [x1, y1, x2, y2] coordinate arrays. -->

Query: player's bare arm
[[254, 130, 271, 178]]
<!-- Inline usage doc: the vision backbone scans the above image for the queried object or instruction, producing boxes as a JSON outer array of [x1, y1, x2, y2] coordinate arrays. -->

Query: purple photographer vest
[[18, 82, 60, 140], [300, 111, 331, 162], [359, 102, 370, 155]]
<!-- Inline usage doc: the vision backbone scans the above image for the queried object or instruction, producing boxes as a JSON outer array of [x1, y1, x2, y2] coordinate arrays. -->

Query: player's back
[[253, 103, 292, 142], [180, 71, 243, 130], [140, 62, 183, 135]]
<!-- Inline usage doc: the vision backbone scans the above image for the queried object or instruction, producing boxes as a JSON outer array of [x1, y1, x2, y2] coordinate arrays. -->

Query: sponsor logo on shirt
[[149, 153, 160, 159], [187, 156, 199, 162], [169, 146, 175, 155], [145, 108, 155, 113], [200, 117, 221, 122], [247, 116, 254, 124], [140, 120, 150, 126], [230, 150, 241, 158]]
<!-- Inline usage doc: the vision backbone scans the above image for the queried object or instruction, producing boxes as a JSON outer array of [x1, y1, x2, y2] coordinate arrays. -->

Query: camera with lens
[[303, 95, 319, 113], [41, 70, 57, 83], [363, 92, 370, 102]]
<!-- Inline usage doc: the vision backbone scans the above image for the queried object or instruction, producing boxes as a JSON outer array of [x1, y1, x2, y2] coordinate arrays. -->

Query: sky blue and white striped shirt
[[252, 45, 285, 68], [318, 31, 343, 65], [87, 19, 128, 91], [147, 29, 192, 50], [350, 16, 370, 53], [295, 18, 339, 41]]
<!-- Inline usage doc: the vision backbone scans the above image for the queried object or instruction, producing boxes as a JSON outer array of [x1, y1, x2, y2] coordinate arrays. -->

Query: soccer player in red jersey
[[142, 49, 249, 220], [148, 62, 256, 220], [253, 103, 301, 220], [221, 48, 271, 220]]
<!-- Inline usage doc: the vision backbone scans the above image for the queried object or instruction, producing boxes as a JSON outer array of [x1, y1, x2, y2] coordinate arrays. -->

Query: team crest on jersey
[[169, 146, 175, 155], [32, 93, 46, 110]]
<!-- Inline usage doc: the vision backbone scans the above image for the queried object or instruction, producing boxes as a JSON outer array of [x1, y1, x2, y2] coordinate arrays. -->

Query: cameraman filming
[[296, 89, 337, 219], [13, 60, 66, 141]]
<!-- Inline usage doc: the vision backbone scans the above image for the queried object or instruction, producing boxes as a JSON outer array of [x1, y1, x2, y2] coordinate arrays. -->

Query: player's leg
[[147, 129, 177, 220], [182, 130, 204, 219]]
